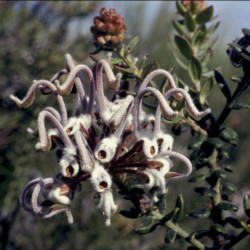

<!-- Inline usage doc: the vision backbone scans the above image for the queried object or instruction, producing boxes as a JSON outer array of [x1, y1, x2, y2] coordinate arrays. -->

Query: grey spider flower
[[10, 54, 210, 226]]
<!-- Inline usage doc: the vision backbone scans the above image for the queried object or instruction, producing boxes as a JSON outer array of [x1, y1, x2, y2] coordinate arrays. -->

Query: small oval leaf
[[189, 208, 211, 218], [125, 35, 140, 53], [213, 170, 227, 179], [243, 194, 250, 218], [218, 202, 238, 211], [184, 11, 196, 32], [223, 183, 237, 193], [196, 6, 213, 25], [165, 230, 177, 243], [207, 138, 224, 149], [223, 165, 233, 172], [199, 76, 214, 104], [135, 217, 155, 234], [176, 1, 187, 16], [211, 223, 225, 233], [172, 20, 185, 35], [214, 70, 231, 99], [232, 103, 250, 110], [226, 217, 243, 228], [206, 21, 220, 36], [173, 195, 184, 223], [188, 174, 206, 183], [174, 35, 194, 59], [188, 56, 202, 82], [219, 127, 238, 145]]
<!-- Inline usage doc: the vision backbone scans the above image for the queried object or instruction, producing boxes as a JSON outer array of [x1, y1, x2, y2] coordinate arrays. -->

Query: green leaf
[[111, 58, 123, 64], [165, 230, 177, 243], [184, 11, 196, 32], [189, 208, 211, 218], [176, 1, 187, 16], [211, 224, 225, 233], [218, 203, 238, 211], [135, 217, 155, 234], [199, 77, 214, 104], [213, 170, 227, 179], [173, 195, 184, 223], [243, 194, 250, 218], [219, 127, 238, 145], [231, 75, 242, 84], [188, 134, 205, 150], [190, 1, 198, 14], [157, 192, 168, 214], [114, 66, 135, 74], [189, 150, 200, 161], [172, 51, 188, 70], [223, 165, 233, 172], [202, 70, 214, 78], [142, 60, 160, 79], [220, 151, 229, 159], [207, 138, 224, 149], [229, 43, 250, 61], [188, 56, 202, 82], [223, 183, 237, 193], [163, 116, 182, 124], [214, 70, 231, 100], [194, 230, 210, 239], [172, 20, 185, 35], [160, 209, 176, 224], [226, 217, 242, 228], [222, 193, 233, 202], [232, 103, 250, 110], [138, 54, 149, 70], [193, 25, 207, 47], [194, 187, 217, 197], [196, 6, 213, 25], [206, 21, 220, 36], [188, 174, 206, 183], [174, 35, 194, 59], [201, 48, 212, 67], [125, 35, 140, 53], [240, 221, 250, 233]]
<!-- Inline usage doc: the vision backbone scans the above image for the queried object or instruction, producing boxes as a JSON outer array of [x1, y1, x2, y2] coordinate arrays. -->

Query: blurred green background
[[0, 1, 249, 249]]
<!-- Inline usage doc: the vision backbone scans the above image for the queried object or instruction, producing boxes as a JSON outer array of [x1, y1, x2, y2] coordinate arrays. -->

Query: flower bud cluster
[[11, 53, 210, 226], [90, 8, 127, 46], [181, 0, 207, 11]]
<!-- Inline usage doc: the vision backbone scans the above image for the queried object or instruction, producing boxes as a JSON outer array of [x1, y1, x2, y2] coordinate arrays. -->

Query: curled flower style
[[9, 80, 68, 126], [11, 54, 210, 225]]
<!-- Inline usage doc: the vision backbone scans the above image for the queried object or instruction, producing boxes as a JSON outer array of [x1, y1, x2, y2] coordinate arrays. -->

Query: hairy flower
[[10, 53, 210, 225]]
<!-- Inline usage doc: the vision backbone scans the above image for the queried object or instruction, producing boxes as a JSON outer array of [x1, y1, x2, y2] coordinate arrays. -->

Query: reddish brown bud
[[104, 35, 111, 42], [181, 0, 207, 11], [97, 36, 106, 45], [100, 7, 108, 16], [111, 35, 118, 44], [91, 7, 126, 47], [113, 15, 124, 25], [105, 23, 115, 34], [102, 12, 112, 23], [94, 17, 105, 30]]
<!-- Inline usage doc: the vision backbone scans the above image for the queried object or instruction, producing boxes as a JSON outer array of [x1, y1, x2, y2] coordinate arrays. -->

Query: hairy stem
[[152, 209, 205, 250]]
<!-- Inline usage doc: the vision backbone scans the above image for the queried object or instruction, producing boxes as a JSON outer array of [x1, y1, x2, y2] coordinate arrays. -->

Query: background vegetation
[[0, 1, 249, 249]]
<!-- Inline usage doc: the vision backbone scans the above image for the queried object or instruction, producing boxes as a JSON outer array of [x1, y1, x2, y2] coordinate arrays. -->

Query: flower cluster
[[90, 8, 127, 47], [181, 0, 207, 11], [10, 54, 211, 226]]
